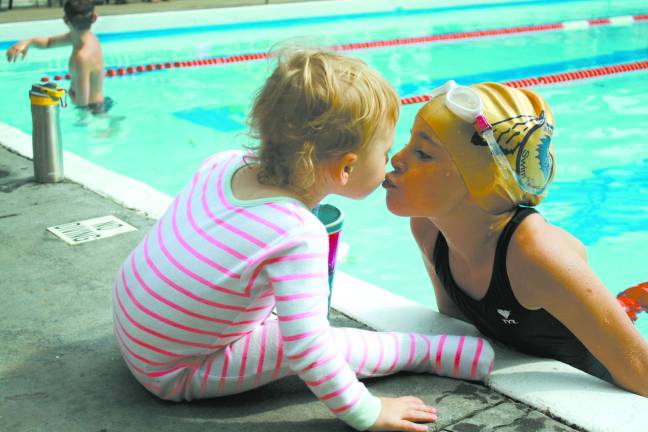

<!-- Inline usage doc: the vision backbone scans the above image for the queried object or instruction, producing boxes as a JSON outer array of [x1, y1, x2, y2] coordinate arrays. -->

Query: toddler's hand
[[369, 396, 437, 431]]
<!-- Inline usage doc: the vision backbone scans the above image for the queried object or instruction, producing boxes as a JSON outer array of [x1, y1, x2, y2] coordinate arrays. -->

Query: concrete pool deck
[[1, 1, 648, 430]]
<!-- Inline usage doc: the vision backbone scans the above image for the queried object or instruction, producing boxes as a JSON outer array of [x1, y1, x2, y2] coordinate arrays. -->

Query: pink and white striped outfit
[[113, 150, 494, 430]]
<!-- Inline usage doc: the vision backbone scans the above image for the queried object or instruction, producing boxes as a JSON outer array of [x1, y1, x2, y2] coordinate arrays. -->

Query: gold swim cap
[[419, 82, 555, 214]]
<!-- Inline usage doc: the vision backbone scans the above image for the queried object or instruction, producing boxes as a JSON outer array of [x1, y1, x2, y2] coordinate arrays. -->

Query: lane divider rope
[[39, 13, 648, 82], [399, 60, 648, 105]]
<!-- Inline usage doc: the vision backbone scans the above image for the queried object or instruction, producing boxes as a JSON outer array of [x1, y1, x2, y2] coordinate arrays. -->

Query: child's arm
[[267, 228, 435, 431], [508, 222, 648, 397], [410, 217, 468, 322], [6, 33, 71, 62]]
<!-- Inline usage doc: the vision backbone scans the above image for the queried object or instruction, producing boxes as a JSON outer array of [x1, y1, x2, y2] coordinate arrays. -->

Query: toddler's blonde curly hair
[[248, 48, 399, 195]]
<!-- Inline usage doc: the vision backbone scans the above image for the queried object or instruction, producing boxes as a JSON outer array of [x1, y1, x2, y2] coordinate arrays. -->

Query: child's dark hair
[[248, 48, 399, 194], [64, 0, 95, 31]]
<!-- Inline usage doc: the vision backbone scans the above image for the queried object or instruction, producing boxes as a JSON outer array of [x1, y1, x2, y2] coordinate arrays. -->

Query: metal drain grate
[[47, 215, 137, 245]]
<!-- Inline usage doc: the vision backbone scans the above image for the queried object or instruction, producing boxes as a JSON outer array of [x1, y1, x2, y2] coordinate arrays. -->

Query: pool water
[[0, 0, 646, 334]]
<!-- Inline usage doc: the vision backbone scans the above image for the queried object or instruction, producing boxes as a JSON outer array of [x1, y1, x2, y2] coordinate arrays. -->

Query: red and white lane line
[[335, 14, 647, 51], [40, 13, 648, 82], [400, 59, 648, 105]]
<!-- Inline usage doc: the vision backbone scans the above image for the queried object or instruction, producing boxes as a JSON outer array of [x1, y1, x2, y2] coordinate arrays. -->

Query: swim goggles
[[427, 80, 533, 195]]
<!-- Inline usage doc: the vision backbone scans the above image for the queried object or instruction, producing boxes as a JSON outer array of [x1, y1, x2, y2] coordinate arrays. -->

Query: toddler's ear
[[330, 152, 357, 186]]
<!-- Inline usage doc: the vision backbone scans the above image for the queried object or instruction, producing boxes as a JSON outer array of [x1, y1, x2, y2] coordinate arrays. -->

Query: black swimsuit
[[432, 207, 611, 381]]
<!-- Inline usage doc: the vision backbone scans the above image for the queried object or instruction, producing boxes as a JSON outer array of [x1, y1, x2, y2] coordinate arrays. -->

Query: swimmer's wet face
[[384, 115, 467, 217], [405, 81, 556, 214]]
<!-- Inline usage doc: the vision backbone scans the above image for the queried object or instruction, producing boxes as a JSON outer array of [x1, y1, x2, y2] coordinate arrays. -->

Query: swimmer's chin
[[385, 196, 410, 217]]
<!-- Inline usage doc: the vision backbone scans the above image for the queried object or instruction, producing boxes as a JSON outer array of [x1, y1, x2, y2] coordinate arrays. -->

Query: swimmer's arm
[[6, 33, 71, 62], [508, 225, 648, 397], [410, 217, 468, 322]]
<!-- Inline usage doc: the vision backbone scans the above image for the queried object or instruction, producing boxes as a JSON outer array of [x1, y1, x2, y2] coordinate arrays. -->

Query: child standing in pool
[[112, 49, 495, 431], [383, 80, 648, 396], [6, 0, 106, 113]]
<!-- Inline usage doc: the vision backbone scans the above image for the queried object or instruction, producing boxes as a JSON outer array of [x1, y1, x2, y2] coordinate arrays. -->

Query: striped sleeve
[[264, 227, 381, 430]]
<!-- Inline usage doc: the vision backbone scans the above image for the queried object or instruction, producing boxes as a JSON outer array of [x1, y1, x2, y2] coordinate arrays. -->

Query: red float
[[617, 282, 648, 322]]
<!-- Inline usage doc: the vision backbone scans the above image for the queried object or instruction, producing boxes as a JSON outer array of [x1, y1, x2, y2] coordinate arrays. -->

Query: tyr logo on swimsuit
[[497, 309, 518, 325]]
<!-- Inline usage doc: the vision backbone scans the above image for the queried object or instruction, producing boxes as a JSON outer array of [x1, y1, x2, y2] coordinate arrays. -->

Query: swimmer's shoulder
[[71, 38, 104, 67], [506, 211, 588, 307], [512, 212, 587, 261]]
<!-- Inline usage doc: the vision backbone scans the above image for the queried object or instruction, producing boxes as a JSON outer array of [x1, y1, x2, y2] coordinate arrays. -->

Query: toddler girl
[[112, 49, 495, 431]]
